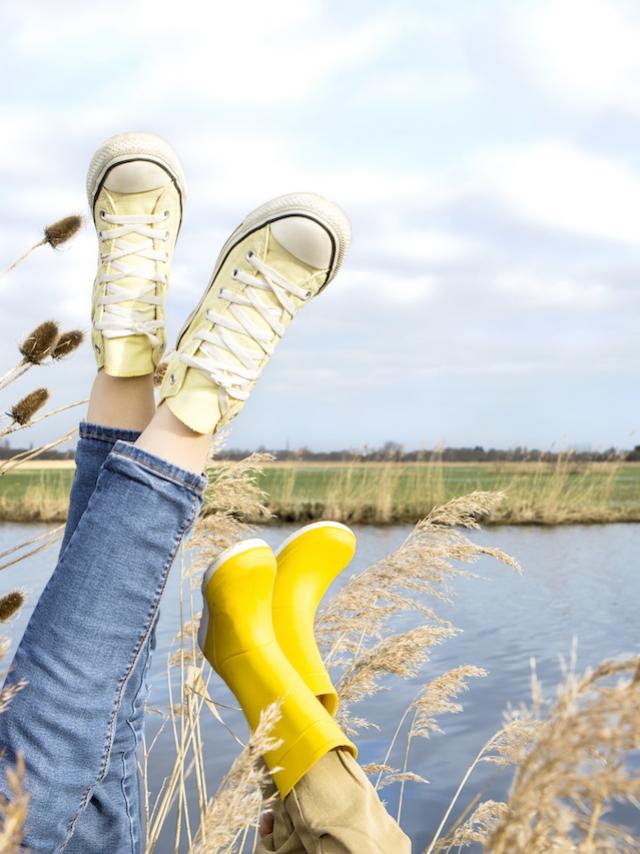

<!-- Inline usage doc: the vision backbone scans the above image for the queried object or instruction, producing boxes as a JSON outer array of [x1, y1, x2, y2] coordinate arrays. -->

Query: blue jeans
[[0, 423, 206, 852]]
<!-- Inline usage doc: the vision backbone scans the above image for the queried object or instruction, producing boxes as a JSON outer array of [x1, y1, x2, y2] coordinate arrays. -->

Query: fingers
[[259, 810, 274, 838]]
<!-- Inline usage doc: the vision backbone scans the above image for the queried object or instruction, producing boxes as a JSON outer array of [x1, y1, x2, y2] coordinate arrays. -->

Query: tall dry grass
[[0, 453, 635, 525], [263, 452, 633, 525]]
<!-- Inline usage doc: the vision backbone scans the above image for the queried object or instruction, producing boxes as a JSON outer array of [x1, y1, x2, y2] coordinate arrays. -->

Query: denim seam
[[60, 490, 201, 850], [109, 448, 205, 496], [122, 750, 137, 853]]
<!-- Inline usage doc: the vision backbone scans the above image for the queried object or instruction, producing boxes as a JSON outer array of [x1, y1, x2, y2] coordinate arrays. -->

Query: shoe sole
[[274, 521, 355, 558], [86, 131, 187, 209], [198, 537, 270, 653], [174, 192, 352, 350]]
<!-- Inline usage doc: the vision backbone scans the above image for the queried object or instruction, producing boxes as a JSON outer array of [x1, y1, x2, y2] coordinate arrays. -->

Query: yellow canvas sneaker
[[86, 132, 185, 377], [159, 192, 351, 434]]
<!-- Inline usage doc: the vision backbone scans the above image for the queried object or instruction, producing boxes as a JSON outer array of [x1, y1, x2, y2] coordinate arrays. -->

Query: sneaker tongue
[[101, 186, 166, 320]]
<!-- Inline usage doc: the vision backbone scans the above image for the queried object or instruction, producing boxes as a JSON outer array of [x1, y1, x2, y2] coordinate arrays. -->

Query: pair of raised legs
[[0, 133, 409, 852]]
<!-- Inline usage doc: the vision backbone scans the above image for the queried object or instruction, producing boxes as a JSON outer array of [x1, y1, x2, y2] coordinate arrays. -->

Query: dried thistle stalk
[[0, 592, 24, 623], [153, 361, 168, 387], [51, 329, 84, 360], [19, 322, 59, 365], [8, 388, 49, 425], [1, 214, 82, 283], [43, 215, 83, 248]]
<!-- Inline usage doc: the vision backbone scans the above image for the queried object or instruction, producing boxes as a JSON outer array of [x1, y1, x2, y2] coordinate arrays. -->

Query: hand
[[259, 811, 274, 838]]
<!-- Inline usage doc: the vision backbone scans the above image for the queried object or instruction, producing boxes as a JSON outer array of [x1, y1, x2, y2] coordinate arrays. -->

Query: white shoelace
[[94, 210, 170, 347], [179, 250, 311, 413]]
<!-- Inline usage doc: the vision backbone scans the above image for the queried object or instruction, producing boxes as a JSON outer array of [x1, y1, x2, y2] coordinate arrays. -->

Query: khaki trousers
[[256, 749, 411, 854]]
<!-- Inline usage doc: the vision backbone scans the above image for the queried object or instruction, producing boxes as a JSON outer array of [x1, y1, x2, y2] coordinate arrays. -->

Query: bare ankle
[[87, 371, 156, 432], [134, 402, 212, 474]]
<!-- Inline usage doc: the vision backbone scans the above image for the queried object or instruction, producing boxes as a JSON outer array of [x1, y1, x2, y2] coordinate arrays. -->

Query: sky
[[1, 0, 639, 452]]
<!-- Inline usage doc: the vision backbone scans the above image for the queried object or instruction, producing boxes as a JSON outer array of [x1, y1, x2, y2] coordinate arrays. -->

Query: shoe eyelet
[[99, 210, 107, 220], [98, 231, 104, 239], [168, 373, 176, 385], [94, 343, 101, 354], [303, 289, 312, 299], [246, 250, 255, 261], [232, 268, 239, 279], [163, 210, 170, 219]]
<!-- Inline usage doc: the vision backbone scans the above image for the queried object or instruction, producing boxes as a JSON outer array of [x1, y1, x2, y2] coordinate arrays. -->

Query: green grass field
[[2, 459, 640, 524]]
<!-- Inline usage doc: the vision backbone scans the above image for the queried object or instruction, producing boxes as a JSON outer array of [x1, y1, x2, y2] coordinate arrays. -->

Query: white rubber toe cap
[[271, 216, 334, 269]]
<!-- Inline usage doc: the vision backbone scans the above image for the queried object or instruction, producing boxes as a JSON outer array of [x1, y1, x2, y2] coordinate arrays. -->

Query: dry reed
[[259, 453, 633, 525], [191, 702, 282, 853]]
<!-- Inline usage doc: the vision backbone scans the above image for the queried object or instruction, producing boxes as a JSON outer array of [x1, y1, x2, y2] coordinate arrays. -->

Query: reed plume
[[318, 492, 519, 709], [486, 656, 640, 852], [188, 452, 273, 563], [192, 702, 282, 853], [0, 754, 29, 853]]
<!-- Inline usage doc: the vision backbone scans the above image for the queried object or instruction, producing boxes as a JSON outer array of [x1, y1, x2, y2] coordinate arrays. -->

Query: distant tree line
[[0, 439, 636, 463], [212, 441, 633, 463]]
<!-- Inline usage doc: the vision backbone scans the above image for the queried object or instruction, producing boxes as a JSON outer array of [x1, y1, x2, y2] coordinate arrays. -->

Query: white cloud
[[514, 0, 640, 115], [478, 141, 640, 244], [493, 270, 613, 310], [380, 228, 479, 265], [340, 269, 438, 305], [3, 1, 405, 106], [356, 70, 477, 103]]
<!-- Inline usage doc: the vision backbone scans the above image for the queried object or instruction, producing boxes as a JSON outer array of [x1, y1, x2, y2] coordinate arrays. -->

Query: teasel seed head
[[19, 321, 60, 364], [52, 329, 84, 360], [9, 387, 49, 425], [0, 591, 24, 622], [44, 215, 83, 248], [154, 361, 168, 387]]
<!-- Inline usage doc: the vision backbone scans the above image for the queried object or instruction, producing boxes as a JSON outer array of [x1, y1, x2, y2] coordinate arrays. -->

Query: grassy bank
[[1, 457, 640, 524]]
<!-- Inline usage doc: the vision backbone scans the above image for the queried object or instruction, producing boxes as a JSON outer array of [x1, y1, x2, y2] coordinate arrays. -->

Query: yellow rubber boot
[[273, 522, 356, 716], [198, 539, 356, 798]]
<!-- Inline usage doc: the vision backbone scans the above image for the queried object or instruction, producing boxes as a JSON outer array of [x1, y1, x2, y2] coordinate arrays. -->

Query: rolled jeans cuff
[[79, 421, 143, 445], [109, 440, 207, 498]]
